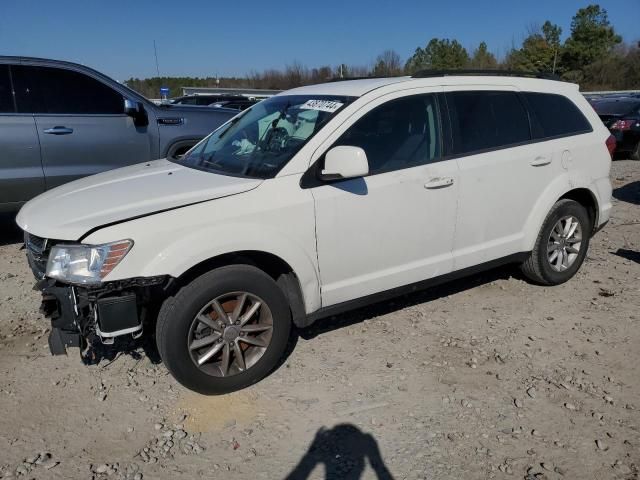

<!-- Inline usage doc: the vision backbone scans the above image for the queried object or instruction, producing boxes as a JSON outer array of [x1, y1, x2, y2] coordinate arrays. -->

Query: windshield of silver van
[[175, 95, 355, 178]]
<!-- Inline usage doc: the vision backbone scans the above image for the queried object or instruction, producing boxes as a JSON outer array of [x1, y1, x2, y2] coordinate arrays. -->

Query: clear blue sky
[[1, 0, 638, 81]]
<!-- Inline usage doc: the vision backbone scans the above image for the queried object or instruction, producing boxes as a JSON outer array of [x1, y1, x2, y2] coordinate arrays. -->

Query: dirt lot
[[0, 160, 638, 480]]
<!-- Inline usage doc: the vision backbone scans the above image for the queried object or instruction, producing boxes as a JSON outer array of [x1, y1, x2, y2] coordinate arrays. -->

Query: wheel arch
[[170, 250, 308, 328], [163, 138, 199, 159], [558, 188, 598, 233], [522, 176, 601, 252]]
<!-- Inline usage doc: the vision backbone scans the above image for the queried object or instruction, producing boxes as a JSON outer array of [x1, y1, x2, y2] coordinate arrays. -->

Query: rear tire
[[156, 265, 292, 394], [521, 199, 591, 285]]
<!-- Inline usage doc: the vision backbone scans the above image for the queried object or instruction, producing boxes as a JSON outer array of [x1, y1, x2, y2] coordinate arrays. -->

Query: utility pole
[[153, 40, 161, 78]]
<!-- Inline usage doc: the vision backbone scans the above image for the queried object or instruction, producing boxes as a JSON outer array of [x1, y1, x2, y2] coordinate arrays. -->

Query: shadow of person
[[285, 424, 394, 480]]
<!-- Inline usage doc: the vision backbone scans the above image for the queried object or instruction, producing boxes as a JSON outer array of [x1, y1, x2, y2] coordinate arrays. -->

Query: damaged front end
[[25, 232, 168, 361]]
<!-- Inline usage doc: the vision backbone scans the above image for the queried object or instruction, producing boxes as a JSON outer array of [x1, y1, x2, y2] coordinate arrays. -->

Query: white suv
[[17, 72, 613, 394]]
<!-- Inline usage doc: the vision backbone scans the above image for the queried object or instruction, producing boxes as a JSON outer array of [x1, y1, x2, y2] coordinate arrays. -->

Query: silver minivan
[[0, 56, 235, 211]]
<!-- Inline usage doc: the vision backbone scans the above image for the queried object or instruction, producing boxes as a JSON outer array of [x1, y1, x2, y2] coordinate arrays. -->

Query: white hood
[[16, 159, 262, 240]]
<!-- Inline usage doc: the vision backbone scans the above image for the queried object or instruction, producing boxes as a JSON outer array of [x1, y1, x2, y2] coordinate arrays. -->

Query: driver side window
[[333, 94, 441, 175]]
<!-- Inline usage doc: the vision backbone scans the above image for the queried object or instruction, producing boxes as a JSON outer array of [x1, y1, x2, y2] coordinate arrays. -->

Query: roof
[[279, 74, 576, 98], [281, 77, 413, 97]]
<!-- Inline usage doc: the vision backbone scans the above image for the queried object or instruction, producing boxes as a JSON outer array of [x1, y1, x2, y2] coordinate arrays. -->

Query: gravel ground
[[0, 160, 638, 480]]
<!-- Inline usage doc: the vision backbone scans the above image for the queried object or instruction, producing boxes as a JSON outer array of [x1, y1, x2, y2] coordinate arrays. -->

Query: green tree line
[[125, 4, 639, 97]]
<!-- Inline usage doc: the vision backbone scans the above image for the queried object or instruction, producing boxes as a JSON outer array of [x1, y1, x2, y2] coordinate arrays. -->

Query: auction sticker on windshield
[[300, 99, 344, 113]]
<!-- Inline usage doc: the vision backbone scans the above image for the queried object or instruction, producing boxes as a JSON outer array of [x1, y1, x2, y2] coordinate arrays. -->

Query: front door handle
[[424, 177, 454, 189], [43, 126, 74, 135], [530, 156, 551, 167]]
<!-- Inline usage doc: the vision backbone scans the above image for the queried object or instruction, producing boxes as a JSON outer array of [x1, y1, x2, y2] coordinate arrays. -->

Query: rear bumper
[[592, 176, 613, 228]]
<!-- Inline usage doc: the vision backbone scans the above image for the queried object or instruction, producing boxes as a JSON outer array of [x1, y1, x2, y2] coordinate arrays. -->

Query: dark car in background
[[170, 94, 232, 106], [593, 98, 640, 159], [172, 94, 258, 111], [0, 56, 236, 212], [209, 98, 257, 111]]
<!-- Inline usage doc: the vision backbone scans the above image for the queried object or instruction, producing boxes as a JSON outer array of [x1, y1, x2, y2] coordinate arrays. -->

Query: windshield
[[174, 94, 355, 178]]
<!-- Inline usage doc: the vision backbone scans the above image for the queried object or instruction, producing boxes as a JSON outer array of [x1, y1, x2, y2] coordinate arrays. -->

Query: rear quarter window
[[524, 92, 592, 139], [446, 91, 530, 155]]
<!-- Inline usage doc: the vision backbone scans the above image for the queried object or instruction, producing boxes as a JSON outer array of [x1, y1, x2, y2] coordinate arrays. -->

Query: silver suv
[[0, 56, 236, 211]]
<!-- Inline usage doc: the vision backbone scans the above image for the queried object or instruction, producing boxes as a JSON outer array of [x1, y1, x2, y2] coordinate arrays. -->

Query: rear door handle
[[424, 177, 454, 189], [43, 126, 74, 135], [530, 156, 551, 167]]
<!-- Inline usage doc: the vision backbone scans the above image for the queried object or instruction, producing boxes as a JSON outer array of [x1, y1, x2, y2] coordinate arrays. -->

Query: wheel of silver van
[[521, 199, 591, 285], [156, 265, 292, 395], [187, 292, 274, 377]]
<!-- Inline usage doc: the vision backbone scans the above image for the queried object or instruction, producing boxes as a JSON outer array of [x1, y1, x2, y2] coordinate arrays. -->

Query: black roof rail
[[326, 75, 393, 83], [411, 69, 562, 81]]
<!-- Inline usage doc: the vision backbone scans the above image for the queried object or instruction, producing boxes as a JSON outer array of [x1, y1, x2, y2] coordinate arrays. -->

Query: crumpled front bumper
[[35, 276, 168, 357], [38, 279, 83, 355]]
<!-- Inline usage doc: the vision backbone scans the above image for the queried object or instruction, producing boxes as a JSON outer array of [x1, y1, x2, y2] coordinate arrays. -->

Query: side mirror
[[320, 146, 369, 181], [124, 99, 148, 127], [124, 98, 139, 116]]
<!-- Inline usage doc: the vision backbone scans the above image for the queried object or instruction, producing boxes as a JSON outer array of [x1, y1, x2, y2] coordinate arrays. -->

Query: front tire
[[521, 199, 591, 285], [156, 265, 292, 394]]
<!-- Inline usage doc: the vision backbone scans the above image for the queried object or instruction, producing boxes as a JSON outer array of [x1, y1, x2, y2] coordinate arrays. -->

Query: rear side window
[[525, 92, 592, 138], [0, 65, 14, 113], [446, 91, 530, 155], [333, 94, 441, 175], [12, 65, 124, 114]]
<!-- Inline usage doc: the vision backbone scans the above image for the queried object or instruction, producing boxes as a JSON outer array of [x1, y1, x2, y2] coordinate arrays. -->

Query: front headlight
[[46, 240, 133, 285]]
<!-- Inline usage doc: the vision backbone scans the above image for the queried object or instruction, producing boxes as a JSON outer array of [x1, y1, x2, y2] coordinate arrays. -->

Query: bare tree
[[283, 61, 307, 88], [373, 50, 402, 76]]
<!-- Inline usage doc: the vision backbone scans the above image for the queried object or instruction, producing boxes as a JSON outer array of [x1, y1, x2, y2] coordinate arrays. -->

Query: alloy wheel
[[547, 215, 583, 272], [187, 292, 273, 377]]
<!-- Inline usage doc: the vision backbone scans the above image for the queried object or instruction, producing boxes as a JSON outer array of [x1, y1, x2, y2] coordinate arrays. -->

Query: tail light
[[605, 134, 616, 157], [611, 119, 634, 130]]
